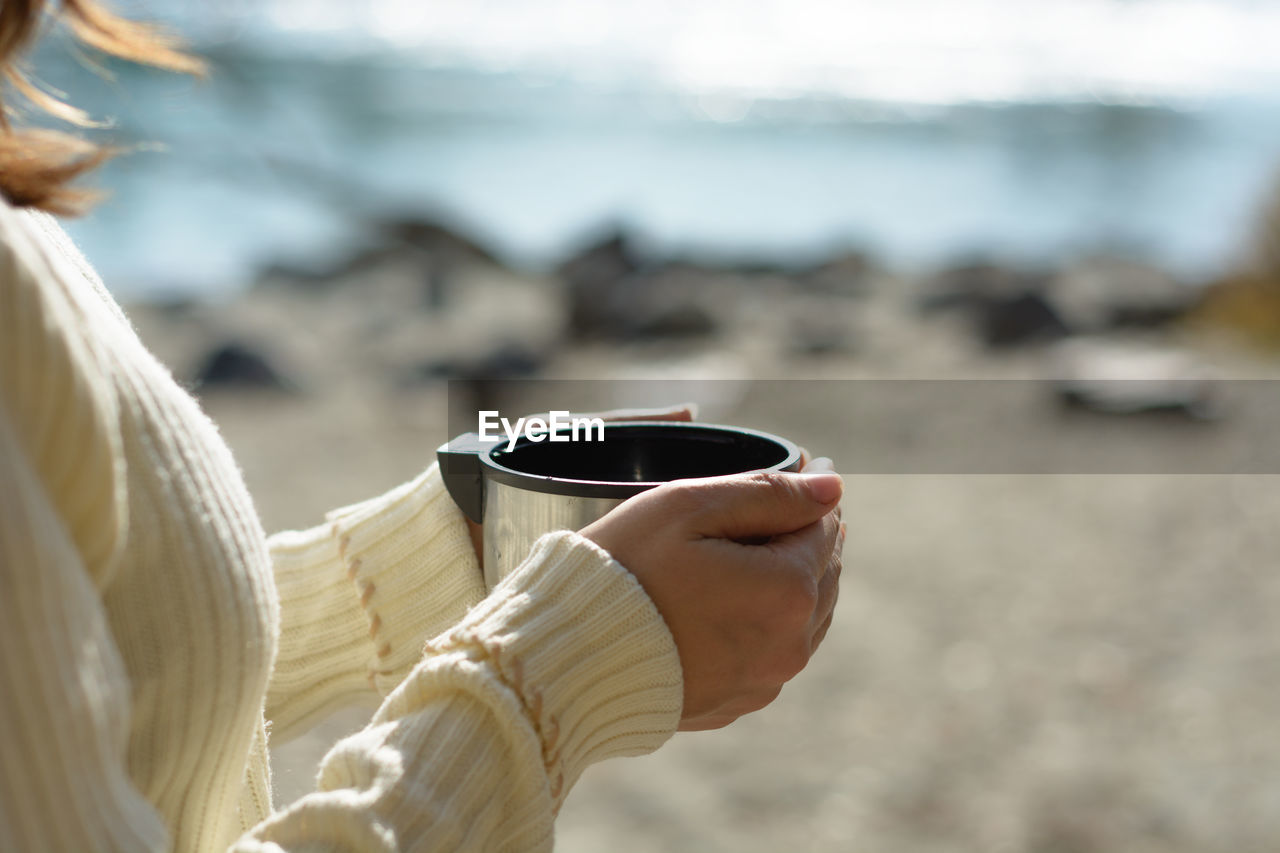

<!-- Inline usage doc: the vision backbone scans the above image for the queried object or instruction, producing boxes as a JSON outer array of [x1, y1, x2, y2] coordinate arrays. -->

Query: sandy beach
[[125, 247, 1280, 852]]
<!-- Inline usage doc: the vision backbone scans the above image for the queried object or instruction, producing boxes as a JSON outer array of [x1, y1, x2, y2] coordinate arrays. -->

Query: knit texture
[[0, 200, 684, 852], [240, 533, 684, 853]]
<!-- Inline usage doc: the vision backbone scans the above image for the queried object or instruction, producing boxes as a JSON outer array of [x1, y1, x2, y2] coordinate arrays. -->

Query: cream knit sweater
[[0, 199, 684, 852]]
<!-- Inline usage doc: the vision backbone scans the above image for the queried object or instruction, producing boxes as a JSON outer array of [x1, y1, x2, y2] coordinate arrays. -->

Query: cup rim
[[477, 421, 802, 499]]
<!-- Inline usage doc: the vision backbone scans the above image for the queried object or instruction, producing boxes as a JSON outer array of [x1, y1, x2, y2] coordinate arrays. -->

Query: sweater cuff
[[328, 463, 487, 694], [424, 530, 684, 808]]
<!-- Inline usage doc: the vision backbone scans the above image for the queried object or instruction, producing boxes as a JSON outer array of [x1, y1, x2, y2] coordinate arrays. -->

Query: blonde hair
[[0, 0, 202, 216]]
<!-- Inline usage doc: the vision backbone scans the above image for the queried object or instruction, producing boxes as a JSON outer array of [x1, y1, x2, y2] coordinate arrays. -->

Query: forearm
[[240, 532, 683, 853], [266, 463, 488, 741]]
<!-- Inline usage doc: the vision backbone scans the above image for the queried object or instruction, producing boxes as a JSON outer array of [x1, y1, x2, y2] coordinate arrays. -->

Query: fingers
[[813, 523, 841, 608], [681, 566, 840, 734], [760, 503, 841, 579], [810, 523, 843, 651], [736, 509, 839, 664], [523, 403, 698, 432], [811, 608, 835, 655], [595, 402, 699, 423], [802, 455, 833, 473], [720, 511, 839, 679], [677, 469, 843, 541]]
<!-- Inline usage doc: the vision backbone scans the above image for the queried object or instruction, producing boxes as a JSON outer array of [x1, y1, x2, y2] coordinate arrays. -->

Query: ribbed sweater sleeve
[[0, 209, 167, 850], [237, 531, 684, 853], [265, 465, 489, 741], [0, 400, 171, 852], [0, 199, 126, 590]]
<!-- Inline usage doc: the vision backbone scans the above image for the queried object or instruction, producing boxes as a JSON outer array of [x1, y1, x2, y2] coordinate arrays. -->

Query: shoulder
[[0, 197, 128, 587]]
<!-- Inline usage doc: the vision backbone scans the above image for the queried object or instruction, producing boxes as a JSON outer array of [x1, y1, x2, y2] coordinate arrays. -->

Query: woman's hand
[[463, 403, 697, 565], [582, 457, 844, 731]]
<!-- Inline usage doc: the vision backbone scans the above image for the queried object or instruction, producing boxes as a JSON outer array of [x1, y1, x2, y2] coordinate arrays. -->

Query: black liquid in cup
[[489, 423, 797, 487]]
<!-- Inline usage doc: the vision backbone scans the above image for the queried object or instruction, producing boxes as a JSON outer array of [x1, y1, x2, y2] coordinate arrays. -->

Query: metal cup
[[437, 421, 802, 588]]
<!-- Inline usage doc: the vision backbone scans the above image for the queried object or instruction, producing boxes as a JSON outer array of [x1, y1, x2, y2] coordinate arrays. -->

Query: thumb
[[681, 470, 843, 540]]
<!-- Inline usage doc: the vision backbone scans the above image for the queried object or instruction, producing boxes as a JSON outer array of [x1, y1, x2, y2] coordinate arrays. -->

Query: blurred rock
[[374, 216, 499, 267], [621, 267, 727, 341], [921, 261, 1071, 347], [1051, 258, 1194, 331], [797, 250, 878, 296], [194, 341, 296, 392], [558, 229, 648, 338], [557, 232, 727, 341], [257, 215, 501, 314], [629, 301, 719, 340], [787, 314, 857, 357], [559, 229, 641, 281], [1048, 338, 1220, 420], [410, 341, 548, 383], [257, 243, 408, 293], [977, 290, 1070, 348], [469, 342, 548, 378], [918, 260, 1025, 314]]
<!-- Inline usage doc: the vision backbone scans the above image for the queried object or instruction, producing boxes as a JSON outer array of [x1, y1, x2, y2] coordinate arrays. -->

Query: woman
[[0, 2, 844, 850]]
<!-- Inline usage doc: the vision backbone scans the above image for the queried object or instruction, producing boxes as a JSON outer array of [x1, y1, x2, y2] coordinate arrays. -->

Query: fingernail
[[800, 471, 843, 504], [676, 401, 699, 419]]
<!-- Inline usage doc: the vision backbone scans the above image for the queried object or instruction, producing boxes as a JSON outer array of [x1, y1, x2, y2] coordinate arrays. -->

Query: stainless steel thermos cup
[[437, 421, 801, 588]]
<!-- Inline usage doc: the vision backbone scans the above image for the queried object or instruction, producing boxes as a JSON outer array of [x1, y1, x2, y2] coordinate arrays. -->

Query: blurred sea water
[[40, 0, 1280, 299]]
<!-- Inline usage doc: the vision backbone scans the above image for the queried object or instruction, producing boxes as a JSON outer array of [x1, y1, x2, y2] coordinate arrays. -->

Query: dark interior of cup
[[489, 423, 793, 483]]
